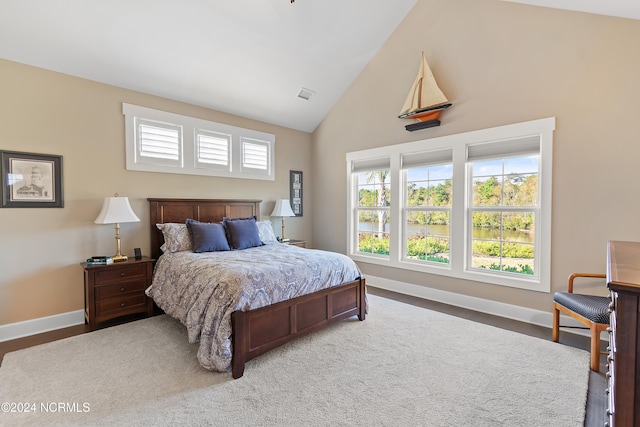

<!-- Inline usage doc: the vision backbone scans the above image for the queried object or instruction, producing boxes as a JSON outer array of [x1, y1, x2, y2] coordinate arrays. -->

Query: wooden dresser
[[606, 240, 640, 427], [82, 256, 155, 330]]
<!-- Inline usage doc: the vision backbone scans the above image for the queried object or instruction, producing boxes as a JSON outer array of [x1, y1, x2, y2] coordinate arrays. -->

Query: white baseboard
[[0, 310, 85, 343], [366, 275, 598, 339]]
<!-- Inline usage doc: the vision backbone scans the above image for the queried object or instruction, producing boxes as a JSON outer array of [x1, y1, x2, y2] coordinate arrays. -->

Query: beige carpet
[[0, 294, 588, 426]]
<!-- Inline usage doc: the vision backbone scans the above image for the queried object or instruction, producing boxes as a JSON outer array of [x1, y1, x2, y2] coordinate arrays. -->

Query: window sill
[[350, 253, 548, 293]]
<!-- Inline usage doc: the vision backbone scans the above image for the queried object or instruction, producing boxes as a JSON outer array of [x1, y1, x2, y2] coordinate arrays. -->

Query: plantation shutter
[[241, 138, 270, 173], [136, 118, 182, 167], [196, 130, 230, 169]]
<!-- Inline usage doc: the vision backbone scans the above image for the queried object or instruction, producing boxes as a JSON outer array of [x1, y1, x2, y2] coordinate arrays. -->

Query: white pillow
[[256, 220, 278, 243], [156, 223, 192, 253]]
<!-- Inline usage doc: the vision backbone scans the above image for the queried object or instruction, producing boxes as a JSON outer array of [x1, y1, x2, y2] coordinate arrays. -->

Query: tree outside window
[[356, 169, 390, 256]]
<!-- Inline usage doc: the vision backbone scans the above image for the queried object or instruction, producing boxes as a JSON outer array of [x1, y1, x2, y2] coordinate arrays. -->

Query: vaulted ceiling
[[1, 1, 637, 133]]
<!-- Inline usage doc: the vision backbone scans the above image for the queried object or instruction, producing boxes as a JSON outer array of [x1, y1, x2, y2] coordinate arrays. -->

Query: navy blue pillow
[[185, 219, 230, 253], [223, 217, 263, 250]]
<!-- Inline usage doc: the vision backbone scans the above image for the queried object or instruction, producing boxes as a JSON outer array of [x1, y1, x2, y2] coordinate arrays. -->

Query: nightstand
[[82, 256, 155, 330], [286, 239, 306, 248]]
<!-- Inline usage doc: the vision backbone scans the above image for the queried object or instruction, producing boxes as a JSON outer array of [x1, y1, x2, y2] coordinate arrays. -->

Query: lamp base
[[112, 254, 128, 262]]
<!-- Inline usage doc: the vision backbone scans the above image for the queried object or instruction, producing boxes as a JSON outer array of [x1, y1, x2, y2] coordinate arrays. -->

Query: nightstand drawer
[[287, 239, 306, 248], [96, 294, 147, 317], [94, 264, 147, 285], [96, 280, 148, 300]]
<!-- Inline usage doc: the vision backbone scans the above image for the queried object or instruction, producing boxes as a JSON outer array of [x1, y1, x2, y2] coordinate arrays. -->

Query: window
[[352, 158, 391, 257], [241, 137, 271, 175], [402, 149, 453, 265], [467, 137, 540, 277], [136, 118, 182, 167], [195, 129, 230, 170], [123, 103, 275, 180], [346, 118, 554, 292]]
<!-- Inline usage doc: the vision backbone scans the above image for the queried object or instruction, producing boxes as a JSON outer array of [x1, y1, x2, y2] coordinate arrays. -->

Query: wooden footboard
[[231, 277, 366, 379]]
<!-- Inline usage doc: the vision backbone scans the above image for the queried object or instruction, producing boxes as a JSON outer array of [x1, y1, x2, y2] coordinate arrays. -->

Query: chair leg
[[552, 304, 560, 342], [590, 325, 600, 372]]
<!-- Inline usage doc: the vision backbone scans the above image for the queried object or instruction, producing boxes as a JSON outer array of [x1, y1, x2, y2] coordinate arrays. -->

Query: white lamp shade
[[94, 197, 140, 224], [270, 199, 295, 217]]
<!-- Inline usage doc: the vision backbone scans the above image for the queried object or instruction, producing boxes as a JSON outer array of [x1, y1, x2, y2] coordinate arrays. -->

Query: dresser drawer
[[94, 264, 147, 285], [83, 257, 155, 330], [96, 294, 147, 317], [96, 280, 147, 300]]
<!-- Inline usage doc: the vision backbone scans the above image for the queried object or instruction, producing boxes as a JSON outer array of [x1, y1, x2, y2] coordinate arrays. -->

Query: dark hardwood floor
[[0, 288, 606, 426]]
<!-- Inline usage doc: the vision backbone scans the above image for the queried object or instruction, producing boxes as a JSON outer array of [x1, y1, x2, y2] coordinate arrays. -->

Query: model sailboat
[[398, 52, 452, 131]]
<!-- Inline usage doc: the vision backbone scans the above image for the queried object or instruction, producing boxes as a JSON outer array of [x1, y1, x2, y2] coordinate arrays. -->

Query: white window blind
[[196, 130, 230, 169], [351, 157, 391, 173], [242, 138, 269, 172], [467, 135, 540, 161], [136, 118, 182, 167], [401, 149, 453, 169]]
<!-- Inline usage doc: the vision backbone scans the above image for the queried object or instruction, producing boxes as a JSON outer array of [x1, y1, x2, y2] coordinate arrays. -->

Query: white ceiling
[[503, 0, 640, 21], [1, 1, 638, 133]]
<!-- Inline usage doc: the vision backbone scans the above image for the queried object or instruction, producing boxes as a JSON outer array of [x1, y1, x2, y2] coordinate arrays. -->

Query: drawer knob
[[120, 272, 126, 277], [120, 287, 125, 292], [120, 302, 126, 307]]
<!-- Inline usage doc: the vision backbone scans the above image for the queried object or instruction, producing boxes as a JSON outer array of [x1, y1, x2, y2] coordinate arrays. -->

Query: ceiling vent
[[297, 87, 315, 101]]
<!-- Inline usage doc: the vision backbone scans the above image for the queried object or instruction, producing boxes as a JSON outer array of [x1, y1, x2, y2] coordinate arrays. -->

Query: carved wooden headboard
[[148, 198, 262, 260]]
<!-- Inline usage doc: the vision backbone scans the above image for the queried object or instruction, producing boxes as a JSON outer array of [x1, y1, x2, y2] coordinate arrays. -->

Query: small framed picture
[[0, 150, 64, 208], [290, 170, 303, 217]]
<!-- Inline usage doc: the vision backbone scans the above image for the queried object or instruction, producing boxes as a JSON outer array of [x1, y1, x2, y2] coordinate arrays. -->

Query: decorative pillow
[[256, 220, 278, 244], [223, 216, 264, 250], [185, 219, 230, 253], [156, 223, 192, 253]]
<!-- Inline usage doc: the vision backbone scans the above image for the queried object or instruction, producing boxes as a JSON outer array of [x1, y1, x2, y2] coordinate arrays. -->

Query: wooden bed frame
[[148, 198, 366, 379]]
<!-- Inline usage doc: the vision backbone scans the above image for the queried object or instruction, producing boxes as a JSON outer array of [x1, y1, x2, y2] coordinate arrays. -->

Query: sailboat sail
[[399, 52, 451, 120]]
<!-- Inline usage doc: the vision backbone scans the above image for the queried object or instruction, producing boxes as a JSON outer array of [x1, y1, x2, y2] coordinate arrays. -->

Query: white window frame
[[240, 137, 272, 176], [123, 103, 275, 181], [135, 118, 183, 168], [346, 117, 554, 292], [401, 148, 453, 268], [466, 136, 541, 279], [352, 158, 391, 259], [194, 129, 232, 171]]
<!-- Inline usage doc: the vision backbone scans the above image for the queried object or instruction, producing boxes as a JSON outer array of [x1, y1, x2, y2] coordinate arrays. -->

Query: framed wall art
[[290, 170, 303, 217], [1, 150, 64, 208]]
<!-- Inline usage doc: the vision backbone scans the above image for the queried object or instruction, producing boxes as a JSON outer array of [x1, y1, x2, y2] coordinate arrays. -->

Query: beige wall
[[0, 59, 312, 325], [312, 0, 640, 312]]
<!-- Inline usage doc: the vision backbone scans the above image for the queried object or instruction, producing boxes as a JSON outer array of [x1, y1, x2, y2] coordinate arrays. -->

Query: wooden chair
[[552, 272, 609, 372]]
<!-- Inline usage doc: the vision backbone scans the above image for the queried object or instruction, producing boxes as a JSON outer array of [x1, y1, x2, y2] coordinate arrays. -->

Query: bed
[[147, 198, 366, 378]]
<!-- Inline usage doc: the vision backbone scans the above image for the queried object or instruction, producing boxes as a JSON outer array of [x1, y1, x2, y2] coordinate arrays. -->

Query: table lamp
[[94, 194, 140, 262], [270, 199, 295, 242]]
